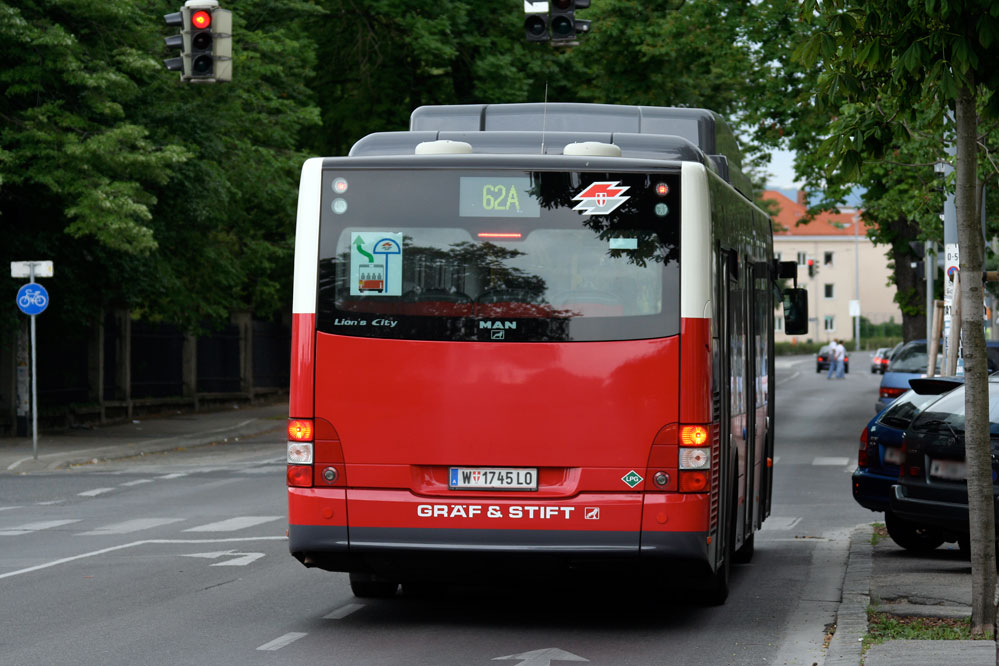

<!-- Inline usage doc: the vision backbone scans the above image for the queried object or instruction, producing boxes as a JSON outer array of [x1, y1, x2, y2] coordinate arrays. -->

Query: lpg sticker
[[350, 232, 403, 296], [621, 470, 644, 488], [572, 181, 630, 215]]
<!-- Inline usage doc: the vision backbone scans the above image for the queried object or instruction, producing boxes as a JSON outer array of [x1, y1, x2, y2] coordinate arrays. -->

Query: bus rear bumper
[[289, 484, 712, 578]]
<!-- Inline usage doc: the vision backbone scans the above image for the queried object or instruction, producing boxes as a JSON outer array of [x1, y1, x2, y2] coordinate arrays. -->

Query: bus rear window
[[316, 169, 679, 342]]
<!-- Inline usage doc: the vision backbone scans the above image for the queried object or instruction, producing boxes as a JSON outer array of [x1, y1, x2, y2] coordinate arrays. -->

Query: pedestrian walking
[[835, 339, 847, 379], [827, 340, 839, 379]]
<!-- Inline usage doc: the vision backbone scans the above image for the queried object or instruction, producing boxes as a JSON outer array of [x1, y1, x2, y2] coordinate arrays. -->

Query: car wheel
[[885, 511, 945, 552], [816, 365, 821, 373]]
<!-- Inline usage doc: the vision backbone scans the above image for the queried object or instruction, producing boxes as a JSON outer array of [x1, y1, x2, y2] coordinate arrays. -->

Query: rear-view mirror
[[783, 288, 808, 335]]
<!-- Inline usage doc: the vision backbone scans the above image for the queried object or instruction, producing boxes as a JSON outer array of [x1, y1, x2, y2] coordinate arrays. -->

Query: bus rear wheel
[[349, 572, 399, 598]]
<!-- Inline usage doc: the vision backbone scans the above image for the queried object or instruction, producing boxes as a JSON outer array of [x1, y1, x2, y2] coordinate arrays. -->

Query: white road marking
[[119, 479, 153, 487], [36, 500, 64, 506], [181, 549, 265, 566], [323, 603, 364, 620], [78, 488, 115, 497], [0, 536, 285, 580], [157, 473, 188, 479], [256, 632, 307, 651], [812, 456, 850, 466], [0, 506, 22, 512], [77, 518, 185, 536], [183, 516, 281, 532], [0, 519, 81, 536]]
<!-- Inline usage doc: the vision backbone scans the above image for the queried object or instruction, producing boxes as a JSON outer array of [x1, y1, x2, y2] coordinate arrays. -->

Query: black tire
[[349, 572, 399, 599], [816, 364, 822, 373], [884, 511, 945, 552], [733, 532, 755, 564]]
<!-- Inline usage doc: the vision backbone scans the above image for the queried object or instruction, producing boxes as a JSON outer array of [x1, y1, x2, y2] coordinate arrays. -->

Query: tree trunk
[[886, 217, 928, 341], [955, 82, 996, 637]]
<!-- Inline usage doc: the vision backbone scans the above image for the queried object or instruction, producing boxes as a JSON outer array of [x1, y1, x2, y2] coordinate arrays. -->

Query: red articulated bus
[[287, 103, 806, 604]]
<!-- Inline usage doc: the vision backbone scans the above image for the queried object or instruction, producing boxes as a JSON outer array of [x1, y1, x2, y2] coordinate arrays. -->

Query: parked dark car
[[871, 347, 891, 374], [890, 375, 999, 553], [853, 377, 963, 550], [876, 340, 999, 413], [816, 344, 849, 373]]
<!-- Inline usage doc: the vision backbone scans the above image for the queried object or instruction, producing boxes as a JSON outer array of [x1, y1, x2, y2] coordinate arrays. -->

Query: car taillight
[[880, 386, 906, 400], [679, 425, 711, 493], [858, 426, 869, 467]]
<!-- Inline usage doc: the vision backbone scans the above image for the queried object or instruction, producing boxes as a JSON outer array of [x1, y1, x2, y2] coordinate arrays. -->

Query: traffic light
[[524, 0, 590, 43], [524, 1, 548, 42], [807, 257, 815, 277], [162, 3, 232, 82], [550, 0, 590, 42], [163, 9, 189, 78]]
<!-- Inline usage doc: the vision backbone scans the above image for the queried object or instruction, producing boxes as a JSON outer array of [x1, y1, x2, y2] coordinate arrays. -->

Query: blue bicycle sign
[[16, 283, 49, 315]]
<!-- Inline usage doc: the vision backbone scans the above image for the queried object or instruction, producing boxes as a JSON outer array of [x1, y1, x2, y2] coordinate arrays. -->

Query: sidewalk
[[0, 400, 288, 474], [826, 523, 997, 666]]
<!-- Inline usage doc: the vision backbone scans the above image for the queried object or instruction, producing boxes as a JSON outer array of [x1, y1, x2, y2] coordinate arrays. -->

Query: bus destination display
[[459, 176, 541, 218]]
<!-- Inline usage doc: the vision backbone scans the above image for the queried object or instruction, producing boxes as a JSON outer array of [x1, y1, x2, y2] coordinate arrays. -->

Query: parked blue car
[[854, 377, 963, 550], [875, 340, 999, 413]]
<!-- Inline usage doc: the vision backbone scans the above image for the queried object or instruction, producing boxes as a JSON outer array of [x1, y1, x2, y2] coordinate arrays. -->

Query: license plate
[[883, 447, 904, 465], [449, 467, 537, 491], [929, 459, 967, 480]]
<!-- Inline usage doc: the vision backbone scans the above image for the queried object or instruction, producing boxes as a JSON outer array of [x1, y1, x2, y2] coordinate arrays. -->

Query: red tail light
[[880, 386, 906, 400], [679, 470, 709, 492], [858, 426, 869, 467], [287, 465, 313, 487]]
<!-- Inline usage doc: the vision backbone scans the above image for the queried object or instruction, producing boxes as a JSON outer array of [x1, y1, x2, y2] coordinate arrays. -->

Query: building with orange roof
[[765, 190, 902, 346]]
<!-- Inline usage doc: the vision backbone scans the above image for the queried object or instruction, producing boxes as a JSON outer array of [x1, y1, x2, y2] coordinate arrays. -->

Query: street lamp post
[[854, 216, 861, 351]]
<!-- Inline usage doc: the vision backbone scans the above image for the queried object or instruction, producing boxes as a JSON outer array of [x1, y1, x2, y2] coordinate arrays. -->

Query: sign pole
[[12, 260, 51, 459], [29, 264, 38, 461]]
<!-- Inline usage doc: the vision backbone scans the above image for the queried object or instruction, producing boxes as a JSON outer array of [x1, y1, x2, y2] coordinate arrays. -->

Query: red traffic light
[[192, 10, 211, 29]]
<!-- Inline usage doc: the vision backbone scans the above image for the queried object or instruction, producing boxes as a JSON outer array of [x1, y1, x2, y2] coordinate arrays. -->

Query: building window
[[824, 251, 834, 266], [774, 252, 782, 262], [824, 284, 834, 299], [824, 315, 835, 331], [797, 251, 807, 265], [776, 316, 783, 330]]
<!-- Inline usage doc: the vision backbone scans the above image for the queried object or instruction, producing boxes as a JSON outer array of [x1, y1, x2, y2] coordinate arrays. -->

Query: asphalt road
[[0, 354, 882, 666]]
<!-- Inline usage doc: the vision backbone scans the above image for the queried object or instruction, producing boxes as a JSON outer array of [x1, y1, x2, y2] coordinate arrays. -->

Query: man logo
[[479, 321, 517, 330]]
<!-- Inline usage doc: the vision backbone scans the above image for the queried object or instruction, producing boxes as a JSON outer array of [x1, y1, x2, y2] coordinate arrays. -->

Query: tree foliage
[[793, 0, 999, 637]]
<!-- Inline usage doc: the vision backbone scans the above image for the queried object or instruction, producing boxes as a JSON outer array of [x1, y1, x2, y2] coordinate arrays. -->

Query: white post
[[29, 263, 38, 461]]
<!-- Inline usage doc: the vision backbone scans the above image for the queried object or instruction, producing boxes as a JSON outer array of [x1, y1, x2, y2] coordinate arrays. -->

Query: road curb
[[825, 523, 872, 666]]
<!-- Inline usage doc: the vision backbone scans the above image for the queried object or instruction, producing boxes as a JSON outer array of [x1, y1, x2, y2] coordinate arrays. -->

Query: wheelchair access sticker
[[350, 232, 403, 296]]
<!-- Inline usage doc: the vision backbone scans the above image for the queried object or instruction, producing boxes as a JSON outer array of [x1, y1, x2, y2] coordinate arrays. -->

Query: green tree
[[797, 0, 999, 637], [0, 0, 321, 339]]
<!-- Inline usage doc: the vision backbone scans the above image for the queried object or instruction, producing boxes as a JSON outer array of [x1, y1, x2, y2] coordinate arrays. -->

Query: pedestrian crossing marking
[[76, 518, 185, 536], [812, 457, 851, 466], [182, 516, 281, 532], [0, 519, 81, 536], [78, 488, 115, 497]]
